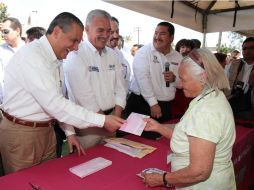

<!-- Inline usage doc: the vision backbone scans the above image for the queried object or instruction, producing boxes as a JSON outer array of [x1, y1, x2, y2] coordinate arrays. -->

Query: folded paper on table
[[104, 137, 156, 158], [119, 112, 150, 136], [69, 157, 112, 178]]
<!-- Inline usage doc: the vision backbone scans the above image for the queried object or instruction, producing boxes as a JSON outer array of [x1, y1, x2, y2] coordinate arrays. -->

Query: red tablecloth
[[0, 135, 171, 190], [233, 125, 254, 190], [0, 124, 253, 190]]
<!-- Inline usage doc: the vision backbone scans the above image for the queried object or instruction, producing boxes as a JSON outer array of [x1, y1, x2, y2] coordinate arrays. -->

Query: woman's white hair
[[181, 48, 230, 93]]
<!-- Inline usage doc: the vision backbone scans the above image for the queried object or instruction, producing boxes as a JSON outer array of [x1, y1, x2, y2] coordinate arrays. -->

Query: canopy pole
[[202, 14, 208, 48]]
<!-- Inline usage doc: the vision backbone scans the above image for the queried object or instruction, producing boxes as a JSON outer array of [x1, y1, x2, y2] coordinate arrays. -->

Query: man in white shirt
[[64, 10, 127, 148], [0, 12, 124, 175], [107, 16, 131, 93], [125, 22, 182, 139], [227, 37, 254, 113], [0, 17, 25, 103]]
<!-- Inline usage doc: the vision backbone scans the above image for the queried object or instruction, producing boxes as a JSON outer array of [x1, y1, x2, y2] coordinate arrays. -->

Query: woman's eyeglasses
[[1, 29, 11, 35]]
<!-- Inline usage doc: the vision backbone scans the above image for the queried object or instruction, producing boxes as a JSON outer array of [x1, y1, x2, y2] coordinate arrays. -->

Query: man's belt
[[1, 110, 55, 128]]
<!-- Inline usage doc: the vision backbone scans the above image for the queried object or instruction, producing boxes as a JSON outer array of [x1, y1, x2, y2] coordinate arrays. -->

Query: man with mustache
[[125, 22, 182, 139], [64, 9, 126, 148], [0, 12, 124, 175], [107, 16, 130, 94]]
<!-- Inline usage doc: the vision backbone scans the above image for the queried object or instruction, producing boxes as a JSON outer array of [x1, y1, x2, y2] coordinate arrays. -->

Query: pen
[[29, 182, 43, 190]]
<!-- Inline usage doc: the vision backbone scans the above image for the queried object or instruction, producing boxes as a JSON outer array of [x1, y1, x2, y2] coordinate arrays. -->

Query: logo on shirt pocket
[[153, 55, 160, 63], [108, 64, 115, 70], [88, 66, 99, 72]]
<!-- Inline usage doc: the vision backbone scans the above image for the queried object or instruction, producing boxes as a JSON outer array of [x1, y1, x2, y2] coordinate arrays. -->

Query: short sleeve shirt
[[170, 90, 236, 190]]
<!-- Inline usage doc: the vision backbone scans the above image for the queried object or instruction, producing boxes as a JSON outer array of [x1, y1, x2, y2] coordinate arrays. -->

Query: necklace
[[198, 89, 215, 101]]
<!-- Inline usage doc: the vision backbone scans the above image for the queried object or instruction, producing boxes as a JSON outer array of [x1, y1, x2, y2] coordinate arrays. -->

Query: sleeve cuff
[[146, 97, 158, 107], [60, 123, 76, 137]]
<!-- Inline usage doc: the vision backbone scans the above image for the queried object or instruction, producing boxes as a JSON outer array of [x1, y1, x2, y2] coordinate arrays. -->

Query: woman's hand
[[144, 118, 161, 132], [143, 173, 164, 187]]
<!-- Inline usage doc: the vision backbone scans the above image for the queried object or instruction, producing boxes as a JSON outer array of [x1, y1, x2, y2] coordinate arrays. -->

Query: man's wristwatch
[[163, 172, 173, 188]]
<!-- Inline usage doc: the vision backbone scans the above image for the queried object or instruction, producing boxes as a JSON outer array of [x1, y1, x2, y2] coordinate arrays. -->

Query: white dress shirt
[[129, 43, 182, 106], [114, 48, 131, 92], [2, 36, 105, 136], [0, 41, 25, 103], [64, 39, 126, 112]]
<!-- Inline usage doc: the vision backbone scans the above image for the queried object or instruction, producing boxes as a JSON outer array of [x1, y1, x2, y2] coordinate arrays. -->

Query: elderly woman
[[143, 48, 236, 189]]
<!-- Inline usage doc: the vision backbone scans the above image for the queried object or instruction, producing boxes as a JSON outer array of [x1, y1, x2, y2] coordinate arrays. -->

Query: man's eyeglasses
[[242, 46, 254, 51], [1, 29, 11, 35]]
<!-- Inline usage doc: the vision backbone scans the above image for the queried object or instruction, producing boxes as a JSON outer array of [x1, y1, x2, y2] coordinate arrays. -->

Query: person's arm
[[144, 136, 215, 188], [114, 52, 127, 111], [20, 56, 123, 129]]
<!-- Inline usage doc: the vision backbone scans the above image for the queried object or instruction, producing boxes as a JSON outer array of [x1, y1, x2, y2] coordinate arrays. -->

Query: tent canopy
[[104, 0, 254, 37]]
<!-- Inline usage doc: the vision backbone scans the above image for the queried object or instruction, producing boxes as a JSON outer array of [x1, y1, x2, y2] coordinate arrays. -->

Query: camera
[[231, 81, 244, 99]]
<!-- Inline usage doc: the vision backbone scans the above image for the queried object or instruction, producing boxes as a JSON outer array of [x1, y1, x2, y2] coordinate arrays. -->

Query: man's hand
[[114, 105, 123, 117], [104, 115, 125, 132], [163, 71, 176, 83], [67, 135, 86, 156], [150, 104, 162, 118]]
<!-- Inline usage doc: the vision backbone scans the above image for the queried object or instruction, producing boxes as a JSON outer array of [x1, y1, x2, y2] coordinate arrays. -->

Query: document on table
[[104, 138, 156, 158], [119, 112, 150, 136], [69, 157, 112, 178]]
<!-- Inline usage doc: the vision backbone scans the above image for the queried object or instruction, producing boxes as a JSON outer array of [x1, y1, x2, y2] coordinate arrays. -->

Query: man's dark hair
[[111, 16, 119, 24], [175, 39, 194, 52], [243, 37, 254, 45], [26, 27, 46, 41], [191, 39, 201, 48], [46, 12, 84, 35], [214, 52, 227, 63], [3, 17, 22, 36], [133, 44, 143, 48], [157, 22, 175, 36]]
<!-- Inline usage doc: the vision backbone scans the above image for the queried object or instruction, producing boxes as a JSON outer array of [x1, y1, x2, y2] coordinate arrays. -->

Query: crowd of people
[[0, 8, 253, 190]]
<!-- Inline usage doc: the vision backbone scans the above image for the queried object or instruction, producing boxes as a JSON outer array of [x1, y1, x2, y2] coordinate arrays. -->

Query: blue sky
[[3, 0, 224, 48]]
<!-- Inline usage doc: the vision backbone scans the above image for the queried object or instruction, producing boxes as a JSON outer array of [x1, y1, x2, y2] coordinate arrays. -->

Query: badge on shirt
[[88, 66, 99, 72], [108, 64, 115, 70], [153, 55, 160, 63]]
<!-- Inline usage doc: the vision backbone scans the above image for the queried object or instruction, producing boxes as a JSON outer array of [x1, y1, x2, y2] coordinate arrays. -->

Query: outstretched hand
[[104, 115, 125, 132], [144, 118, 161, 132]]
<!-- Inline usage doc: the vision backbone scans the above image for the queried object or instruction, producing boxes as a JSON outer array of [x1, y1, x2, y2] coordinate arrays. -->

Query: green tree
[[216, 43, 234, 54], [228, 32, 244, 51], [0, 3, 8, 22], [123, 35, 132, 44], [217, 32, 244, 54]]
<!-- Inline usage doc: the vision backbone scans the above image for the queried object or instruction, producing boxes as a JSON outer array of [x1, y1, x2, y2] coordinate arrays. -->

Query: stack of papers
[[119, 112, 150, 136], [104, 138, 156, 158], [69, 157, 112, 178]]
